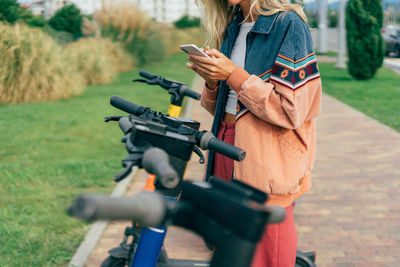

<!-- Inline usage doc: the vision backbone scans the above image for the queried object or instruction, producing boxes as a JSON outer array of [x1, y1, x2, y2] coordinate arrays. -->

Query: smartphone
[[180, 44, 210, 58]]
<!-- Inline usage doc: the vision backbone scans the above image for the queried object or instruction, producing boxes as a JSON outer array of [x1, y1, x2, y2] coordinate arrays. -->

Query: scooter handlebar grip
[[266, 206, 286, 224], [118, 116, 132, 134], [110, 96, 147, 116], [68, 191, 167, 225], [139, 70, 158, 80], [180, 86, 201, 100], [142, 148, 179, 189], [208, 137, 246, 162]]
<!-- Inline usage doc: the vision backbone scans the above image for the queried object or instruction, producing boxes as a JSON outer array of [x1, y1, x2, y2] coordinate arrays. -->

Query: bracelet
[[205, 82, 219, 91]]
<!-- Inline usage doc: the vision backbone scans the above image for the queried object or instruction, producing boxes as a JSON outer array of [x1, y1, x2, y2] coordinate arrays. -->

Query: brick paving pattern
[[86, 74, 400, 266]]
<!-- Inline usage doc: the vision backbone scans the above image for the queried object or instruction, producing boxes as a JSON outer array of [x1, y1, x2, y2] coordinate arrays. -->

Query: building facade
[[29, 0, 67, 19], [23, 0, 200, 22], [133, 0, 200, 23]]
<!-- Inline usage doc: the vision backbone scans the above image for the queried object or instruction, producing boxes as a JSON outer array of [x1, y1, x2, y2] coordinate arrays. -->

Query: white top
[[225, 21, 255, 115]]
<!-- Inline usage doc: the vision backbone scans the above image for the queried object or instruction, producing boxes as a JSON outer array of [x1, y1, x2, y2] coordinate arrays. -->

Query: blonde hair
[[195, 0, 306, 49]]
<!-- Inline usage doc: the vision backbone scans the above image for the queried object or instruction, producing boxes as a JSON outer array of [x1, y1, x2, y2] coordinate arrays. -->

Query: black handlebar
[[142, 148, 179, 189], [110, 96, 246, 162], [118, 116, 133, 134], [139, 70, 158, 80], [109, 97, 245, 170], [198, 131, 246, 162], [69, 179, 286, 223], [68, 191, 167, 225], [265, 206, 287, 224], [180, 85, 201, 100], [135, 70, 201, 103], [209, 137, 246, 162], [110, 96, 148, 116]]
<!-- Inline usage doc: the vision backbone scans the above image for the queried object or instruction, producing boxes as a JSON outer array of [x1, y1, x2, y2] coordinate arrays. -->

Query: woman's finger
[[194, 64, 220, 80], [186, 62, 194, 69], [205, 49, 224, 58], [188, 54, 215, 65], [193, 61, 217, 73], [186, 58, 217, 73], [187, 62, 210, 79], [192, 65, 210, 81]]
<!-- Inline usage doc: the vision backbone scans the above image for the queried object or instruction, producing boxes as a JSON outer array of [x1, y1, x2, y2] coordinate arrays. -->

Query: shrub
[[305, 10, 318, 28], [0, 23, 84, 104], [26, 15, 46, 28], [94, 2, 166, 66], [49, 4, 83, 39], [346, 0, 384, 80], [0, 0, 21, 23], [328, 9, 338, 28], [66, 38, 134, 85], [174, 15, 201, 29]]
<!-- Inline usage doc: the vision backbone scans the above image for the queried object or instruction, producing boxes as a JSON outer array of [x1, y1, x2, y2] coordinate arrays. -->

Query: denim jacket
[[201, 10, 322, 206]]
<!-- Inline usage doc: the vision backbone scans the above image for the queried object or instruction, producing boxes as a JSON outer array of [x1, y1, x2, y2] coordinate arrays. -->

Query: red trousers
[[213, 121, 297, 267]]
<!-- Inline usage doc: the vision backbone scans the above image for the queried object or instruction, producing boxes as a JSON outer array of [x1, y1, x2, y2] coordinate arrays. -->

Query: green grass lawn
[[319, 63, 400, 131], [0, 53, 196, 266]]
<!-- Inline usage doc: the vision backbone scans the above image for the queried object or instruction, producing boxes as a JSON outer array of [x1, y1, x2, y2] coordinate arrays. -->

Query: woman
[[187, 0, 322, 266]]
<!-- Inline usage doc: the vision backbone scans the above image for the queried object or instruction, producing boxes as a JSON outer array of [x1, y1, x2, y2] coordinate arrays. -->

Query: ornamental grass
[[0, 23, 83, 104], [65, 38, 134, 85], [94, 1, 166, 66]]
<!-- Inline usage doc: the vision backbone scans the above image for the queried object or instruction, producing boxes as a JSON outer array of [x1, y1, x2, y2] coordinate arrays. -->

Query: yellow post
[[167, 104, 182, 118]]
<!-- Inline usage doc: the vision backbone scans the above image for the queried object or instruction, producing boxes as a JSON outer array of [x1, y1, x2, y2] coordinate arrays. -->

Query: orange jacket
[[201, 11, 322, 207], [202, 68, 321, 207]]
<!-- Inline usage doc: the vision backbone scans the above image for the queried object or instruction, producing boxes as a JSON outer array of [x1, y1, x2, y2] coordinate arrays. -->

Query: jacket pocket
[[234, 113, 307, 195], [272, 127, 307, 194], [275, 127, 307, 157]]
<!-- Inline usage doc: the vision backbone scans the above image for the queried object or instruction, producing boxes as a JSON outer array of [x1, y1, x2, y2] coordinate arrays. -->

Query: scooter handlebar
[[142, 148, 180, 189], [68, 191, 167, 225], [180, 85, 201, 100], [265, 206, 286, 224], [110, 96, 148, 116], [118, 116, 132, 134], [199, 131, 246, 162], [139, 70, 158, 80]]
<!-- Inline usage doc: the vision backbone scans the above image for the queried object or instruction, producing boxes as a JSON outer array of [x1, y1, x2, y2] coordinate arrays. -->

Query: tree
[[0, 0, 24, 23], [346, 0, 384, 80], [49, 4, 83, 39], [174, 15, 201, 29], [328, 9, 338, 28], [305, 10, 318, 28]]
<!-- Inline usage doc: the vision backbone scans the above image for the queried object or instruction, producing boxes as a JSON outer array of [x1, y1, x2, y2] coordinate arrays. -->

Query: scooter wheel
[[100, 256, 126, 267], [295, 257, 316, 267]]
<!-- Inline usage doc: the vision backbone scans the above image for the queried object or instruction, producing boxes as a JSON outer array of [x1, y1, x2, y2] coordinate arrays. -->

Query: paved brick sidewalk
[[85, 75, 400, 266], [295, 95, 400, 266]]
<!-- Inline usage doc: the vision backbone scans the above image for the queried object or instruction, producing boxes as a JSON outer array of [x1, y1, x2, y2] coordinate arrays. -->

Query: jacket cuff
[[226, 67, 251, 92]]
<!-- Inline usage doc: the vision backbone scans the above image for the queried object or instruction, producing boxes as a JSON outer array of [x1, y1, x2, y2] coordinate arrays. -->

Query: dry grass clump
[[94, 0, 152, 41], [0, 23, 84, 104], [94, 1, 166, 66], [66, 38, 134, 85], [161, 26, 206, 55]]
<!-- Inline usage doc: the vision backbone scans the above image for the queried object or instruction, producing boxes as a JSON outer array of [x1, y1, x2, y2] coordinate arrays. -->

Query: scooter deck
[[157, 259, 210, 267]]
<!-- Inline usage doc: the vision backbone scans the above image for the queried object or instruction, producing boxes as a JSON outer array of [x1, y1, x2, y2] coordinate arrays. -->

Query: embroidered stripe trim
[[278, 52, 316, 64], [275, 55, 317, 71], [271, 72, 320, 91]]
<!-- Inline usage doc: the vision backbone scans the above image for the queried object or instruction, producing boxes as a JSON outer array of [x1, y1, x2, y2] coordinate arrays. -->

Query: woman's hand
[[186, 48, 236, 89]]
